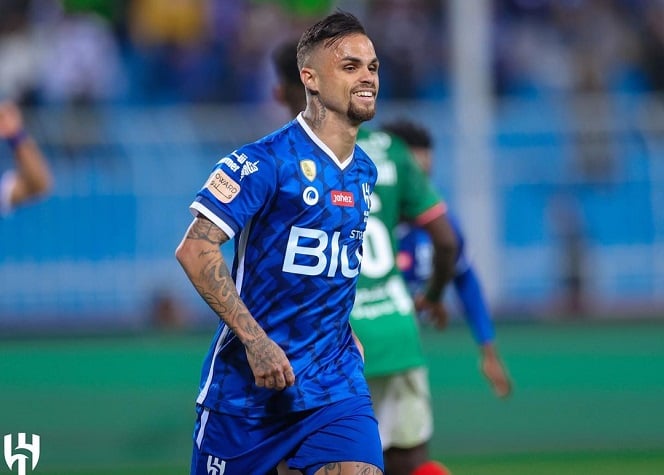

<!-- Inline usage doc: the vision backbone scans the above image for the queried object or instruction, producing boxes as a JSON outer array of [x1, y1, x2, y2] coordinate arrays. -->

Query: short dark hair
[[297, 10, 367, 69], [381, 119, 432, 149], [272, 39, 300, 87]]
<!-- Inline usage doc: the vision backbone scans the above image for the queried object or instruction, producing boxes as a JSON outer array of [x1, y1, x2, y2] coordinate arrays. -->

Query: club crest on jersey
[[205, 169, 240, 203], [331, 190, 354, 207], [300, 159, 317, 182]]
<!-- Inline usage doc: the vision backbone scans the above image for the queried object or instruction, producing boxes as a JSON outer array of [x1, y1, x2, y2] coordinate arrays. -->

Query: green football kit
[[352, 128, 445, 378]]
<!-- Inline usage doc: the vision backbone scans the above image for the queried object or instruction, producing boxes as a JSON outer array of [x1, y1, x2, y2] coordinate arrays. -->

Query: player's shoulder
[[228, 120, 301, 172], [253, 118, 313, 162], [250, 119, 296, 151], [210, 125, 297, 183]]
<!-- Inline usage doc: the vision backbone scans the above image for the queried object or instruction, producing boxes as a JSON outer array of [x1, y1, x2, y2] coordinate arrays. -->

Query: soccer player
[[176, 11, 384, 475], [0, 100, 52, 216], [273, 41, 460, 475], [386, 119, 512, 400]]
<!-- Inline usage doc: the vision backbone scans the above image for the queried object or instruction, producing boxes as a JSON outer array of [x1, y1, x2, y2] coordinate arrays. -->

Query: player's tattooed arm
[[176, 216, 262, 340], [176, 216, 295, 390]]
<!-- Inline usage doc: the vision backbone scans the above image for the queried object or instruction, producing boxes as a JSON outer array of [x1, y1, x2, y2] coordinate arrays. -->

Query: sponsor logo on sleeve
[[205, 169, 240, 203], [218, 157, 239, 172], [217, 151, 259, 181], [331, 190, 354, 207], [240, 160, 259, 180], [229, 151, 260, 181]]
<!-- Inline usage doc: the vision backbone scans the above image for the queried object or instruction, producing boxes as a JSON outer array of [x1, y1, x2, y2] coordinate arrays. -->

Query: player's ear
[[301, 68, 318, 94]]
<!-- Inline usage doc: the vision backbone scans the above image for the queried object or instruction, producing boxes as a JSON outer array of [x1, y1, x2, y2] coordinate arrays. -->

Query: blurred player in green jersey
[[388, 119, 512, 400]]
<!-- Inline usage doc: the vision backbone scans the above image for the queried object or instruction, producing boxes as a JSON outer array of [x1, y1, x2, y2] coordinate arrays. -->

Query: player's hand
[[245, 335, 296, 391], [480, 344, 512, 398], [414, 293, 449, 330]]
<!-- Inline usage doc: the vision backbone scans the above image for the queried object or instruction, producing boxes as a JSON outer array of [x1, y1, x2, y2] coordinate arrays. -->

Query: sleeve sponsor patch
[[205, 169, 241, 203]]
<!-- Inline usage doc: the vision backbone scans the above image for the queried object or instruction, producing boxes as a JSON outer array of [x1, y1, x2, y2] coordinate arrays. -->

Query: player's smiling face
[[313, 33, 380, 123]]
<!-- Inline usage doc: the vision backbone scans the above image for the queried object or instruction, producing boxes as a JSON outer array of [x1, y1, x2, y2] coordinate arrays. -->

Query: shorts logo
[[300, 159, 317, 182], [206, 455, 226, 475], [303, 186, 319, 206], [331, 190, 354, 207], [4, 433, 40, 475], [205, 169, 240, 203]]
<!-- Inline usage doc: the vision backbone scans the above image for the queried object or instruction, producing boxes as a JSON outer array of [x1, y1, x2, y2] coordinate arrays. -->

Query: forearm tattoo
[[186, 219, 263, 341]]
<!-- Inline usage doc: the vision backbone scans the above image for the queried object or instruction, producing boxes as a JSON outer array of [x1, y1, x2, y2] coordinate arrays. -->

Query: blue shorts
[[190, 395, 383, 475]]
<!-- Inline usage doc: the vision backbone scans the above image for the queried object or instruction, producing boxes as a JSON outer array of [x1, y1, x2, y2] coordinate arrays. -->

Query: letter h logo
[[4, 433, 40, 475], [206, 455, 226, 475]]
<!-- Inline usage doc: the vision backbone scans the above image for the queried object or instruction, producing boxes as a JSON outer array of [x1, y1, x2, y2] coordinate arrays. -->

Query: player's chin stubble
[[348, 102, 376, 123]]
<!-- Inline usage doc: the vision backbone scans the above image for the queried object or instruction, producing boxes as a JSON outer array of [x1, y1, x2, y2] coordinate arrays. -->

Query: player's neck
[[301, 110, 359, 163]]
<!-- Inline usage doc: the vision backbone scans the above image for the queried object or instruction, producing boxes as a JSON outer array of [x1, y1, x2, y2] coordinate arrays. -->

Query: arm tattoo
[[186, 218, 264, 342], [187, 218, 227, 246]]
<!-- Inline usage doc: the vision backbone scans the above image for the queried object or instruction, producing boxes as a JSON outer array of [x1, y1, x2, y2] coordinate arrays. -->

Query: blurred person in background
[[0, 100, 52, 215], [0, 0, 41, 104], [176, 11, 384, 475], [273, 38, 459, 475], [37, 6, 127, 105], [387, 119, 512, 400]]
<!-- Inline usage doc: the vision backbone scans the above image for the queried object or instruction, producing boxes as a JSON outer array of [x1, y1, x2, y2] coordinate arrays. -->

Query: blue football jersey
[[189, 114, 377, 417]]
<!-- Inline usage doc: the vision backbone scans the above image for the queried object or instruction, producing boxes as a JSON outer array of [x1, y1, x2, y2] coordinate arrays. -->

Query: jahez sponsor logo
[[330, 191, 354, 207]]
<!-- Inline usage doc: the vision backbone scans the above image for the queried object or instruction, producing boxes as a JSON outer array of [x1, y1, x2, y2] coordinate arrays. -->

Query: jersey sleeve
[[190, 144, 277, 238], [448, 211, 496, 344], [454, 267, 496, 344]]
